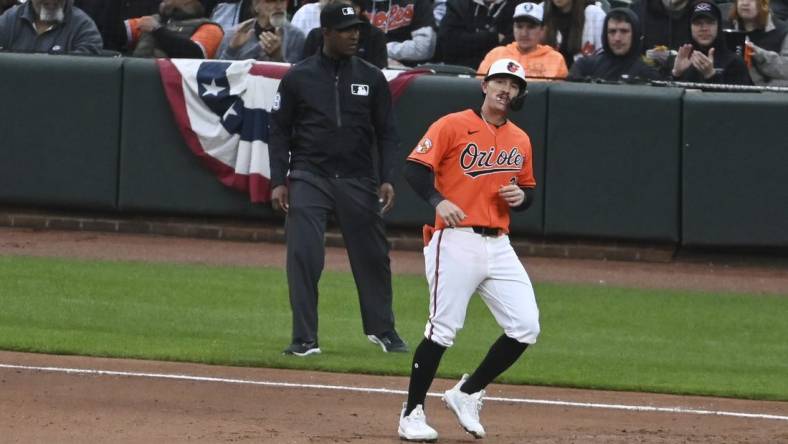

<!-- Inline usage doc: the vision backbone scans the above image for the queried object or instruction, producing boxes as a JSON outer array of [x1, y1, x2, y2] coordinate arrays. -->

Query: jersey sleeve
[[406, 116, 452, 171], [517, 133, 536, 188]]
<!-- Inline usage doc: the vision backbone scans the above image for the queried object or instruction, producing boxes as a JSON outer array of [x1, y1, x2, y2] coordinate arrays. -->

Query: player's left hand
[[378, 182, 395, 214], [498, 184, 525, 207]]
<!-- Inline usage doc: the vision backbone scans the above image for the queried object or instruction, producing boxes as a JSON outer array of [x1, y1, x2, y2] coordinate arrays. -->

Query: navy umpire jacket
[[268, 51, 400, 188]]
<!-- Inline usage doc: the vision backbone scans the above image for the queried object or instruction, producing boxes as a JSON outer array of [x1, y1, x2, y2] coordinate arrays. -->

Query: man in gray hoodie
[[0, 0, 103, 54]]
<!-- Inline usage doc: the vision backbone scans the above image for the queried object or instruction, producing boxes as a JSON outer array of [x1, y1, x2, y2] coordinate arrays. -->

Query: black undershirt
[[402, 162, 534, 212]]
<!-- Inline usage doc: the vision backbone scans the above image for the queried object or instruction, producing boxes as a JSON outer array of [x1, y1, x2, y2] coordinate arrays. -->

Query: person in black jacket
[[302, 0, 388, 67], [671, 0, 753, 84], [569, 8, 661, 81], [269, 2, 407, 357], [437, 0, 519, 69], [630, 0, 692, 76]]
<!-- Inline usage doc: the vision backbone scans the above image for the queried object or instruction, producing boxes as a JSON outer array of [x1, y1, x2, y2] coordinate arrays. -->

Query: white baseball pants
[[422, 228, 540, 347]]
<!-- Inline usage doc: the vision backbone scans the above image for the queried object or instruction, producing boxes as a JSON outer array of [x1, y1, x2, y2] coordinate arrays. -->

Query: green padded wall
[[118, 58, 273, 219], [545, 82, 683, 242], [388, 75, 547, 236], [682, 92, 788, 247], [0, 53, 122, 210]]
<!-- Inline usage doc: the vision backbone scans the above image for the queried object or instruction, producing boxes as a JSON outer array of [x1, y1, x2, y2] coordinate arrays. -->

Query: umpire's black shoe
[[282, 341, 321, 356], [367, 330, 409, 353]]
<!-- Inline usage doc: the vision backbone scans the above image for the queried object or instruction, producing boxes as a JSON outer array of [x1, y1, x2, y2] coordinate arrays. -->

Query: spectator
[[219, 0, 305, 62], [543, 0, 606, 67], [478, 2, 569, 79], [568, 8, 661, 80], [729, 0, 788, 85], [126, 0, 224, 58], [209, 0, 255, 32], [363, 0, 436, 66], [438, 0, 520, 70], [0, 0, 103, 54], [87, 0, 161, 53], [302, 0, 387, 66], [0, 0, 20, 16], [631, 0, 692, 75], [671, 0, 753, 83], [291, 0, 331, 36]]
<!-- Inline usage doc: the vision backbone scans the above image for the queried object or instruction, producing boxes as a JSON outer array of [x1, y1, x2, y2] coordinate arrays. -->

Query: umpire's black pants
[[285, 169, 395, 344]]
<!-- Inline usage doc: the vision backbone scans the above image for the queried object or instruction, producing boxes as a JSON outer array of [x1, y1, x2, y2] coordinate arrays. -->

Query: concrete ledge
[[0, 207, 675, 263]]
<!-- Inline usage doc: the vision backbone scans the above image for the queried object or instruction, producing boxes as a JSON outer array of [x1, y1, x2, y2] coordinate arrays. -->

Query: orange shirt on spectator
[[478, 43, 568, 80]]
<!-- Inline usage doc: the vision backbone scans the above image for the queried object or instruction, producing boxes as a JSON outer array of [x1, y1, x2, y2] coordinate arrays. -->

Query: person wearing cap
[[729, 0, 788, 86], [437, 0, 520, 69], [568, 7, 661, 81], [218, 0, 305, 62], [269, 2, 407, 357], [301, 0, 388, 67], [478, 2, 569, 79], [397, 57, 540, 442], [671, 0, 753, 84]]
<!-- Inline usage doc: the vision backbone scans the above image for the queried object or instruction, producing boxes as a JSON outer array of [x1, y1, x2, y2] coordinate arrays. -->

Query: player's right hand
[[271, 185, 289, 213], [436, 200, 465, 228]]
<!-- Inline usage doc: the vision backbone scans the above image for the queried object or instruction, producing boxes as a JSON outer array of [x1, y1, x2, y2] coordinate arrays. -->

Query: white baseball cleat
[[443, 374, 486, 439], [398, 403, 438, 442]]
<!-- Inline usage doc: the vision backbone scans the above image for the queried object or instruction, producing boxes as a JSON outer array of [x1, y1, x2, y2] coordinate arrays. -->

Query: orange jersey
[[407, 109, 536, 233]]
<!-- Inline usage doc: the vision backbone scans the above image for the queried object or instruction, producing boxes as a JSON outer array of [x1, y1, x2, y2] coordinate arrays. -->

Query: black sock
[[461, 334, 528, 394], [405, 338, 446, 415]]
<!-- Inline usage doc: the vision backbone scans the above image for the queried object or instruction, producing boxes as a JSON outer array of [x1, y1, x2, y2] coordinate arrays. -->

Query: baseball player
[[396, 58, 540, 441]]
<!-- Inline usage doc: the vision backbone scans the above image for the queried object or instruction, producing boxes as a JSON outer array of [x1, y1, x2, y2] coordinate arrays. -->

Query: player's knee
[[508, 316, 540, 344], [424, 322, 457, 348]]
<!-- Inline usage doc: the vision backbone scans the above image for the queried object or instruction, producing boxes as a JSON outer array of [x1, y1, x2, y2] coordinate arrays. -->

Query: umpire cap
[[321, 3, 364, 30]]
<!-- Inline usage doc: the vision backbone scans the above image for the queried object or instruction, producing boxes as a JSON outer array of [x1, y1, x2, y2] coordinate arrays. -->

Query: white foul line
[[1, 363, 786, 422]]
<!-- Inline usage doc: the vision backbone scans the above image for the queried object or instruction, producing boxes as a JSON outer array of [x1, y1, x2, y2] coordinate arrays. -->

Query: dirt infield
[[1, 227, 787, 443]]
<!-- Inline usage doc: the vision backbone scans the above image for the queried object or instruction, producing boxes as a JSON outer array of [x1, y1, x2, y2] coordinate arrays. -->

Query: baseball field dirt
[[1, 227, 787, 443]]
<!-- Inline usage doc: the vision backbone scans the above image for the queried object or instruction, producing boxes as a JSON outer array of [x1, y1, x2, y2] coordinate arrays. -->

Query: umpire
[[269, 2, 408, 356]]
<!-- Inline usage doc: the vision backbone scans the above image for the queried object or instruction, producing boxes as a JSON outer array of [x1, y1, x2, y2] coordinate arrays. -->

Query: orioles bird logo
[[507, 62, 519, 73]]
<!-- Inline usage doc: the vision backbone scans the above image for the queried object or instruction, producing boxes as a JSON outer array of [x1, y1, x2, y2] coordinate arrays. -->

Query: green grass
[[1, 255, 786, 401]]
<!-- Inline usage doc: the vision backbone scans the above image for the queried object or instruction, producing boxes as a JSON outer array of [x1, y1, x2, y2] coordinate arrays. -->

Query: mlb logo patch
[[351, 84, 369, 96], [342, 6, 354, 15]]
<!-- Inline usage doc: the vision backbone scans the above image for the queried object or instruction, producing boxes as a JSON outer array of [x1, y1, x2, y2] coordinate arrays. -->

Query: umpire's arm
[[371, 70, 401, 186]]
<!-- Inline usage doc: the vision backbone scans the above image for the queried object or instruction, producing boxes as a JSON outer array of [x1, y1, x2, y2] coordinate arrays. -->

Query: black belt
[[471, 226, 502, 237]]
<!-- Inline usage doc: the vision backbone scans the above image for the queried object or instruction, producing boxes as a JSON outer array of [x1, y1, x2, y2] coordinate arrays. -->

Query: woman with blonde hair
[[542, 0, 606, 67], [729, 0, 788, 85]]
